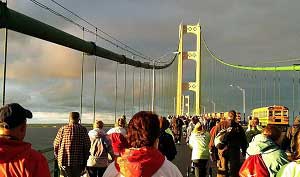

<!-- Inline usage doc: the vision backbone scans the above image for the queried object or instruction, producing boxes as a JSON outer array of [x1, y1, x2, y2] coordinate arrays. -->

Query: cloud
[[0, 39, 97, 81], [28, 111, 115, 124]]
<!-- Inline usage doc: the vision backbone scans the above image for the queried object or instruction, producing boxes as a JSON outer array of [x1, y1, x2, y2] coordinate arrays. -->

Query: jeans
[[192, 159, 208, 177], [87, 167, 107, 177], [59, 166, 85, 177]]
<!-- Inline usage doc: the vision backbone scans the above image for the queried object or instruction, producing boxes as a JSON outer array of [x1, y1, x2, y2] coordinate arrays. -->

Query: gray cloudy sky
[[3, 0, 300, 123]]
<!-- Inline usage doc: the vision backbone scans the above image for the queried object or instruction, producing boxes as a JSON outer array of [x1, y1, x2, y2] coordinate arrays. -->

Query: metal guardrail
[[38, 147, 59, 177]]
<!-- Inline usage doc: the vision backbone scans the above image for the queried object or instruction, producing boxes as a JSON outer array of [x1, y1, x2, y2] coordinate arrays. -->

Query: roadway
[[172, 143, 217, 177]]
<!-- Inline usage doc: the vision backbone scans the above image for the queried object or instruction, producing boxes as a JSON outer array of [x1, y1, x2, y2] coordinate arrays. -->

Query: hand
[[242, 152, 246, 157], [210, 153, 216, 161]]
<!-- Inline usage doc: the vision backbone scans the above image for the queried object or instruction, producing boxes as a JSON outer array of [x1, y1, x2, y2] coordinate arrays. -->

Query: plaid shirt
[[54, 123, 91, 166]]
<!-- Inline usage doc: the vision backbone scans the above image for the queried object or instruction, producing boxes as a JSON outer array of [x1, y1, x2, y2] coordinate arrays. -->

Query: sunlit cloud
[[28, 111, 116, 124]]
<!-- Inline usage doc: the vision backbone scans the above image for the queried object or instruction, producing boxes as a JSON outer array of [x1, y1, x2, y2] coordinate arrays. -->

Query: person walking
[[107, 117, 128, 156], [188, 122, 210, 177], [277, 130, 300, 177], [210, 110, 248, 177], [0, 103, 51, 177], [158, 116, 177, 161], [246, 125, 288, 177], [87, 120, 115, 177], [53, 112, 91, 177], [245, 117, 262, 143], [282, 116, 300, 155], [103, 111, 183, 177]]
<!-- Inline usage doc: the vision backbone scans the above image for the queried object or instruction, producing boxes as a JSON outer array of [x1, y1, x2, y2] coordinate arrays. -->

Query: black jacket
[[158, 130, 177, 161]]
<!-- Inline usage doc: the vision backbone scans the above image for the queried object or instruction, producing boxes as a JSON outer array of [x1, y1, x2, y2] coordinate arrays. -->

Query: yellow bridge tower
[[176, 23, 201, 115]]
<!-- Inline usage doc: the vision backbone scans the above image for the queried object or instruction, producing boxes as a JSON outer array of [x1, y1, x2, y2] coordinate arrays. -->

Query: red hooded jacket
[[115, 147, 165, 177], [0, 138, 51, 177]]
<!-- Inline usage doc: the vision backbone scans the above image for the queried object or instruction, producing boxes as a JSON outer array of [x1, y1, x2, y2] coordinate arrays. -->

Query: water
[[25, 127, 60, 150], [24, 126, 110, 175]]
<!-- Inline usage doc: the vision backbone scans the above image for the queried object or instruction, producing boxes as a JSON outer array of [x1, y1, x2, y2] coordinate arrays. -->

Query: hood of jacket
[[115, 147, 165, 177], [247, 134, 278, 155], [0, 138, 32, 163], [89, 128, 106, 139]]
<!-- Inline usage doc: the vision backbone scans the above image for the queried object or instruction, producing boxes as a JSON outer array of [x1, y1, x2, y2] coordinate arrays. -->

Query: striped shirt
[[54, 123, 91, 166]]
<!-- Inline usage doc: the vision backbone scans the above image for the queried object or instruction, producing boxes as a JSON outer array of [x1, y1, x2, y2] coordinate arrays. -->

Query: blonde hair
[[193, 122, 204, 133], [93, 120, 104, 129]]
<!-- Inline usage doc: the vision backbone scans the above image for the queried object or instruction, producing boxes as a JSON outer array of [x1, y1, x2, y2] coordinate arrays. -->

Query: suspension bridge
[[1, 1, 300, 176]]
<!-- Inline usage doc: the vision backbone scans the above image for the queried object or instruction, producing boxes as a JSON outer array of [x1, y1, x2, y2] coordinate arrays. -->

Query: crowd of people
[[1, 103, 300, 177]]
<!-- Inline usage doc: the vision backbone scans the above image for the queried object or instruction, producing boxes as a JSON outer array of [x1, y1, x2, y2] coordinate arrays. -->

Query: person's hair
[[93, 120, 104, 129], [253, 117, 259, 123], [126, 111, 160, 148], [194, 122, 204, 132], [159, 116, 169, 131], [228, 110, 236, 119], [251, 117, 259, 127], [263, 125, 281, 142], [293, 130, 300, 160], [116, 117, 126, 127], [192, 116, 199, 124], [69, 112, 80, 123]]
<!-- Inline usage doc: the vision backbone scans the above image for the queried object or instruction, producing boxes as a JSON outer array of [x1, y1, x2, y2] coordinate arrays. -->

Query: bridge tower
[[176, 23, 201, 115]]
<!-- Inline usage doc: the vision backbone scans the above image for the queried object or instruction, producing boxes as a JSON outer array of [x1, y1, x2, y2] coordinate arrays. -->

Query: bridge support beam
[[176, 24, 201, 115]]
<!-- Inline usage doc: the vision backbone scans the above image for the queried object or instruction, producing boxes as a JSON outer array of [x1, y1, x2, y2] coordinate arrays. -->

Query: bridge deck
[[173, 143, 217, 177]]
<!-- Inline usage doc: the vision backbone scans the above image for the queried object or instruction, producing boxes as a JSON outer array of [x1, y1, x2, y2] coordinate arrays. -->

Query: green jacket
[[246, 134, 289, 177], [189, 131, 210, 160]]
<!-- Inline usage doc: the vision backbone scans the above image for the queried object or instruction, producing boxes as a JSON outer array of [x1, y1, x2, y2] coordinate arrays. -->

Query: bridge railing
[[37, 147, 59, 177]]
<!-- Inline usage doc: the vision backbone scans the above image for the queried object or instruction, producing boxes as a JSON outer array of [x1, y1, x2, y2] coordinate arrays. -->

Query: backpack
[[239, 154, 269, 177], [214, 127, 233, 149]]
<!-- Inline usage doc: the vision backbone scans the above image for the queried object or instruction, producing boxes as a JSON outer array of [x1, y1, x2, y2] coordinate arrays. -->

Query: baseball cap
[[0, 103, 32, 129]]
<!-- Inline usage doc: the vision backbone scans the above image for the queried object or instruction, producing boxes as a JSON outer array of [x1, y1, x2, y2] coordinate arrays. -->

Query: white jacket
[[107, 126, 126, 136]]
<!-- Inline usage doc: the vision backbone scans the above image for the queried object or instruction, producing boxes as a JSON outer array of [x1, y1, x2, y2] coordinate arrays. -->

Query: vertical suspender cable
[[143, 68, 145, 111], [212, 58, 215, 110], [157, 70, 159, 112], [2, 28, 8, 105], [260, 72, 263, 107], [293, 70, 295, 119], [167, 69, 169, 114], [273, 69, 276, 105], [151, 60, 155, 112], [114, 62, 118, 122], [141, 68, 144, 110], [162, 69, 165, 114], [298, 71, 300, 115], [139, 67, 141, 111], [172, 65, 175, 114], [124, 57, 126, 116], [148, 68, 151, 110], [161, 70, 163, 113], [278, 72, 281, 105], [93, 28, 98, 123], [264, 72, 267, 106], [162, 69, 164, 114], [252, 71, 255, 108], [132, 64, 135, 116], [210, 58, 213, 105], [80, 28, 85, 117], [253, 73, 256, 108]]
